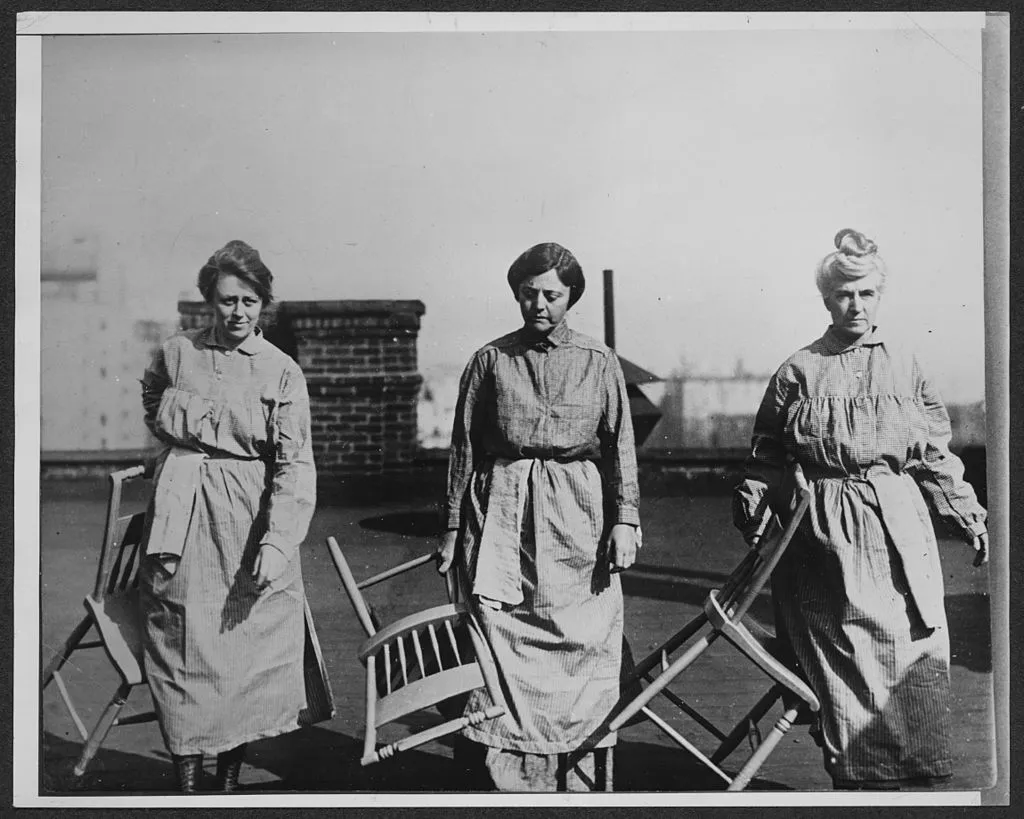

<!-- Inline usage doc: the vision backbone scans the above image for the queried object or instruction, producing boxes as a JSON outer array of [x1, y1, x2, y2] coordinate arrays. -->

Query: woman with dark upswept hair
[[734, 229, 988, 790], [139, 240, 317, 793], [437, 242, 641, 791]]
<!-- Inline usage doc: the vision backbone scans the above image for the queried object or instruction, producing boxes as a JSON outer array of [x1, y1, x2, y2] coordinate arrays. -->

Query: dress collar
[[520, 319, 571, 351], [203, 325, 266, 356], [819, 325, 885, 355]]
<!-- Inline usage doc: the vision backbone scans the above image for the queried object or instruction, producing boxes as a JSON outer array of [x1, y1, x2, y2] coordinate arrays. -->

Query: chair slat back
[[372, 613, 477, 703], [104, 513, 147, 596], [93, 465, 150, 601], [717, 547, 763, 611]]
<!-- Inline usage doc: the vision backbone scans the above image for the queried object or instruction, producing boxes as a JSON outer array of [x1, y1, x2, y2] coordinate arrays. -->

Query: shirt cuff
[[259, 539, 293, 559], [443, 511, 461, 531], [615, 505, 641, 528], [965, 519, 987, 540]]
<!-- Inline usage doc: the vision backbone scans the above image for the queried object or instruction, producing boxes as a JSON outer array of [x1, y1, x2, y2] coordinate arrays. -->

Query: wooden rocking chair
[[605, 461, 819, 791], [325, 536, 506, 766]]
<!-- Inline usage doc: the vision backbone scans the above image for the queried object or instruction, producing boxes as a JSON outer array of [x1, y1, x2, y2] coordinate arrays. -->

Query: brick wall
[[178, 299, 425, 500]]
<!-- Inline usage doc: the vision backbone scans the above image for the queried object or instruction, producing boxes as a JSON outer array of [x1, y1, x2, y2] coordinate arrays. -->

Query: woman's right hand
[[971, 531, 989, 567], [741, 514, 771, 548], [436, 529, 458, 575]]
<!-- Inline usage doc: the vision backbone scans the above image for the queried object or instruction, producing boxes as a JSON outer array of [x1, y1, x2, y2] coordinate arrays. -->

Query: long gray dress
[[734, 326, 986, 785], [139, 326, 316, 756], [444, 319, 640, 790]]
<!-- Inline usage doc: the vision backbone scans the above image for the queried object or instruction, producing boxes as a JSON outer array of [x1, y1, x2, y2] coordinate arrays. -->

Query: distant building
[[417, 364, 464, 449], [40, 247, 986, 460], [646, 372, 768, 451], [647, 370, 986, 453], [40, 250, 176, 453]]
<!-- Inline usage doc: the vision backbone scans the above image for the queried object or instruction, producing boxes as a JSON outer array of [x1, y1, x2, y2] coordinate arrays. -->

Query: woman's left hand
[[253, 543, 289, 591], [608, 523, 638, 573], [971, 531, 989, 567]]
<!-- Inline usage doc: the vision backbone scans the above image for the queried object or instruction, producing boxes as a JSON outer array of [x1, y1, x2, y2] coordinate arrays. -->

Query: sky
[[39, 17, 987, 403]]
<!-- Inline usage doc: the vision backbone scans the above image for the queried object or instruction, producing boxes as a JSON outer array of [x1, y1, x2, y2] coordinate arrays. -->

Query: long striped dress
[[444, 319, 640, 791], [138, 326, 317, 756], [734, 326, 986, 786]]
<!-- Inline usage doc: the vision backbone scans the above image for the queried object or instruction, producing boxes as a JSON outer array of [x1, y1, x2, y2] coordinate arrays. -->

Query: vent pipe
[[603, 268, 615, 349]]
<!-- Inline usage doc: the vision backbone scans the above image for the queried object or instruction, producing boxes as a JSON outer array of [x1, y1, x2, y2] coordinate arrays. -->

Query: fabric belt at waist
[[798, 463, 903, 482]]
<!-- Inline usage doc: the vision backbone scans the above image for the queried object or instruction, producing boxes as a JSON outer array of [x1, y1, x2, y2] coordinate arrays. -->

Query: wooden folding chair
[[605, 462, 819, 791], [325, 536, 506, 766], [41, 464, 157, 778]]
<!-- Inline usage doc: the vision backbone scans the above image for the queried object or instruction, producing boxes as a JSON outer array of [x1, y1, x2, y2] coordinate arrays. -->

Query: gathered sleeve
[[733, 367, 792, 532], [598, 353, 640, 528], [908, 362, 987, 542], [260, 365, 318, 560], [140, 343, 176, 448], [443, 352, 489, 531]]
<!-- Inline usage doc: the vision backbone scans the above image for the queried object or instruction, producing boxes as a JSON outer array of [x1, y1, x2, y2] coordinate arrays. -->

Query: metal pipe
[[982, 11, 1009, 805], [603, 269, 615, 349]]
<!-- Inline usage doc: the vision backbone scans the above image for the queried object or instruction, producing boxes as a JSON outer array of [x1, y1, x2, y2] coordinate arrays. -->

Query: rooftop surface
[[38, 479, 995, 798]]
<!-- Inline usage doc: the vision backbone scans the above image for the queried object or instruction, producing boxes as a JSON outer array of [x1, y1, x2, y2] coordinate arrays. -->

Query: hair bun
[[833, 228, 877, 257]]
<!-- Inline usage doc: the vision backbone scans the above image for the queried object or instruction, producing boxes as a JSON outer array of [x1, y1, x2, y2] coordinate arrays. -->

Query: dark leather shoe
[[172, 754, 203, 794], [215, 744, 246, 793]]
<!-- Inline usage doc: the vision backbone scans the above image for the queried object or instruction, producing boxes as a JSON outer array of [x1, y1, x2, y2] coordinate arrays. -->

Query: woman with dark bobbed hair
[[437, 242, 641, 791], [734, 229, 988, 790], [139, 240, 317, 793]]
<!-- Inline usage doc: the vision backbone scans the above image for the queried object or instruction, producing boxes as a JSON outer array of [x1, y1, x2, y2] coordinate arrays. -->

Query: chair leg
[[609, 633, 716, 732], [640, 705, 733, 787], [72, 682, 131, 777], [51, 670, 90, 741], [362, 655, 378, 764], [727, 704, 800, 791], [711, 684, 783, 764], [41, 615, 93, 689]]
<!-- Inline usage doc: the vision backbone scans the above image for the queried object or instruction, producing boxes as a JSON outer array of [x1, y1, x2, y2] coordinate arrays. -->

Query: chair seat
[[299, 598, 336, 726], [708, 611, 819, 712], [375, 662, 486, 727], [83, 589, 146, 686], [738, 628, 818, 716]]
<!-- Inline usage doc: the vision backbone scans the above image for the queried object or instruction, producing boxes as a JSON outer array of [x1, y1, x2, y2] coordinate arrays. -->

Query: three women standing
[[734, 229, 988, 790], [139, 241, 317, 793], [438, 242, 641, 791], [133, 230, 987, 792]]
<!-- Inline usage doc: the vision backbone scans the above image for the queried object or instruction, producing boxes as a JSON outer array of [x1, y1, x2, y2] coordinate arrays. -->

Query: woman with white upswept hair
[[734, 228, 988, 790]]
